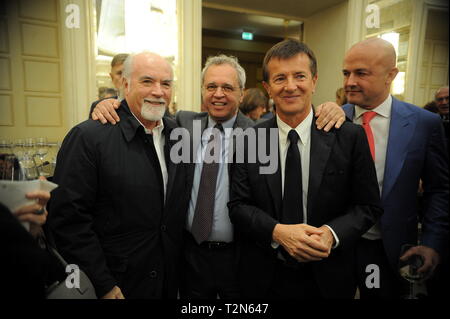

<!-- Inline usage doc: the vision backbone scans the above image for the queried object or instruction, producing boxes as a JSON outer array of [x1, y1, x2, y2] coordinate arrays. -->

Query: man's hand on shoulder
[[92, 98, 121, 125], [315, 101, 346, 132]]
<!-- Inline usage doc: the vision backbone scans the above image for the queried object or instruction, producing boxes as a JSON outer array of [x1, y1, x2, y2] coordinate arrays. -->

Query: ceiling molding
[[202, 1, 305, 22]]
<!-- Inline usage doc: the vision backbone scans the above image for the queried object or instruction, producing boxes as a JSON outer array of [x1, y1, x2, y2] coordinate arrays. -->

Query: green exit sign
[[242, 32, 253, 40]]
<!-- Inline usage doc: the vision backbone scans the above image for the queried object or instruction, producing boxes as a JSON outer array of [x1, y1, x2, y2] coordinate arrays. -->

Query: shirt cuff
[[271, 241, 280, 249], [324, 225, 340, 249]]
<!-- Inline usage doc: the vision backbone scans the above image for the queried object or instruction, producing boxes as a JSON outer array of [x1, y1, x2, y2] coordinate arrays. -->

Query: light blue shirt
[[186, 114, 237, 242]]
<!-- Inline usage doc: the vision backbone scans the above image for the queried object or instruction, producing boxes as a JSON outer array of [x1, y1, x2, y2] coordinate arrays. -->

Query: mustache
[[143, 98, 166, 106], [345, 86, 362, 93]]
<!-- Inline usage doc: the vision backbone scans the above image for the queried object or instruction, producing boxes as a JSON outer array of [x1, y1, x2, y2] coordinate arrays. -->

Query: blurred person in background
[[239, 88, 269, 122], [89, 53, 129, 117], [335, 87, 347, 106]]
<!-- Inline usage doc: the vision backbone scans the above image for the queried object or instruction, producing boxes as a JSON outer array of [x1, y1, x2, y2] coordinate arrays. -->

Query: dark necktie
[[280, 129, 303, 264], [191, 123, 223, 244], [282, 129, 303, 225]]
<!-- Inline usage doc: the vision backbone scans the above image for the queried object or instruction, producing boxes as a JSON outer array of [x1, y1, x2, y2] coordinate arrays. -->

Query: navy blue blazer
[[343, 97, 449, 268]]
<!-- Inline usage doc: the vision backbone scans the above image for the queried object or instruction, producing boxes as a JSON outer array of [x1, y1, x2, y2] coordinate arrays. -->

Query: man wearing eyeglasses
[[435, 86, 449, 147], [435, 86, 449, 120]]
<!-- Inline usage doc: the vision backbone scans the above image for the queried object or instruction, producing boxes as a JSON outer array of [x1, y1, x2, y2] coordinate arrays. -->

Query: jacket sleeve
[[228, 137, 279, 247], [420, 116, 449, 256], [48, 125, 117, 298], [325, 125, 383, 247]]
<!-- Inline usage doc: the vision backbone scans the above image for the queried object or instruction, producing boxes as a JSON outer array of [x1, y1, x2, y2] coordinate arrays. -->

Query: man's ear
[[386, 67, 399, 85], [262, 81, 271, 98], [123, 78, 129, 94]]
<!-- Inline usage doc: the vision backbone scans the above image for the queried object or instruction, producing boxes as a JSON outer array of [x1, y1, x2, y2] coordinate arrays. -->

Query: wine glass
[[13, 139, 25, 157], [24, 137, 36, 157], [18, 153, 39, 180], [35, 137, 49, 176], [398, 244, 429, 299], [36, 137, 48, 160], [0, 139, 12, 155]]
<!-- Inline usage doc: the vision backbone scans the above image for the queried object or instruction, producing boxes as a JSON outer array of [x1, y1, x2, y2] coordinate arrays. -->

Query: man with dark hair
[[109, 53, 129, 92], [88, 53, 129, 117], [228, 39, 382, 299], [239, 88, 268, 121]]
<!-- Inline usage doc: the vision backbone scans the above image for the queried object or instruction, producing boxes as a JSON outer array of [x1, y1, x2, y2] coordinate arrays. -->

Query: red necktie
[[362, 111, 377, 160]]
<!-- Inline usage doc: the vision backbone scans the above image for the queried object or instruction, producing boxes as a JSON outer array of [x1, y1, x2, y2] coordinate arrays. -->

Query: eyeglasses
[[436, 96, 449, 103], [204, 84, 239, 94]]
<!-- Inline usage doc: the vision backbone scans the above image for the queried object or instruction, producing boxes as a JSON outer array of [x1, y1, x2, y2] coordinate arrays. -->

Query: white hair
[[201, 54, 246, 89]]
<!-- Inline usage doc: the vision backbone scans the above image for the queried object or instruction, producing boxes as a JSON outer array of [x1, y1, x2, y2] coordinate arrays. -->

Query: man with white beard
[[48, 52, 191, 299]]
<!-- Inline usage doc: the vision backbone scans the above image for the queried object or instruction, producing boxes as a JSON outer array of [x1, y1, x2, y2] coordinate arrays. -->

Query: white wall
[[304, 1, 348, 106]]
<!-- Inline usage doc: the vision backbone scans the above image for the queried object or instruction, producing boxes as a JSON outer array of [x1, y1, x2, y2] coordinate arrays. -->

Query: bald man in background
[[341, 38, 449, 299], [434, 86, 449, 148]]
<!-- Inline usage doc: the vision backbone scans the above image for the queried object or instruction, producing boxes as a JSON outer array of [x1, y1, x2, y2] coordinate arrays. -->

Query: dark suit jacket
[[228, 116, 383, 298], [343, 97, 449, 268], [176, 110, 255, 193], [49, 100, 190, 298]]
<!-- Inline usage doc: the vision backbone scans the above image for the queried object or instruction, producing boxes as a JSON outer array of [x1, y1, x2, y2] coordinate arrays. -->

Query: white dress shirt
[[354, 95, 392, 240], [274, 109, 339, 248]]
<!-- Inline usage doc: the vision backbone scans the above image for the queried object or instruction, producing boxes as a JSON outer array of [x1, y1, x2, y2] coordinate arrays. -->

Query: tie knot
[[362, 111, 377, 124], [214, 123, 224, 133], [287, 129, 299, 145]]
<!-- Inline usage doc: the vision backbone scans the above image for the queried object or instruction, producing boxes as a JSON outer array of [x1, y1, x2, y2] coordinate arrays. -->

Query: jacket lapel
[[263, 117, 283, 219], [382, 98, 416, 200], [343, 99, 417, 201], [308, 122, 334, 222]]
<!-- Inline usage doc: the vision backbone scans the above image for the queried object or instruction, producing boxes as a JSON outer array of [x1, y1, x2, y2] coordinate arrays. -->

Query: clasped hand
[[273, 223, 335, 262]]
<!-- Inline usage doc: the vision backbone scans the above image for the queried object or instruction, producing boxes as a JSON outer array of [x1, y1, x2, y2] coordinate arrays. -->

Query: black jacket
[[228, 116, 383, 298], [49, 101, 190, 298]]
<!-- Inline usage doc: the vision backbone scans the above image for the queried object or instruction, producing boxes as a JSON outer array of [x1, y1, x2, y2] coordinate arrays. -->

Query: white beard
[[141, 100, 166, 121]]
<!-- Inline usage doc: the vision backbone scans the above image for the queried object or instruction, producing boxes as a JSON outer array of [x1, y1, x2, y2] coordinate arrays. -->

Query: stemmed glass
[[0, 139, 12, 155], [398, 244, 430, 299], [36, 137, 48, 161], [35, 137, 49, 176], [24, 137, 36, 157], [13, 139, 25, 157]]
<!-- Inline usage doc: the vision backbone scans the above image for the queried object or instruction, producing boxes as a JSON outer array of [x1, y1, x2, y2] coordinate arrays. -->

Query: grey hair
[[435, 86, 449, 98], [201, 54, 246, 89]]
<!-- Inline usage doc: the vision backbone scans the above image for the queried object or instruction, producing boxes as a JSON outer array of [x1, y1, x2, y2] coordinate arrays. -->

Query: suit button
[[150, 270, 157, 278], [161, 225, 166, 232]]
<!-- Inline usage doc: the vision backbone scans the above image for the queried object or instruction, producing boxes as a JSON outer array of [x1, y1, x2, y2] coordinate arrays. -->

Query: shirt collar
[[206, 114, 237, 139], [355, 94, 392, 120], [207, 114, 237, 130], [131, 110, 164, 135], [276, 108, 313, 146]]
